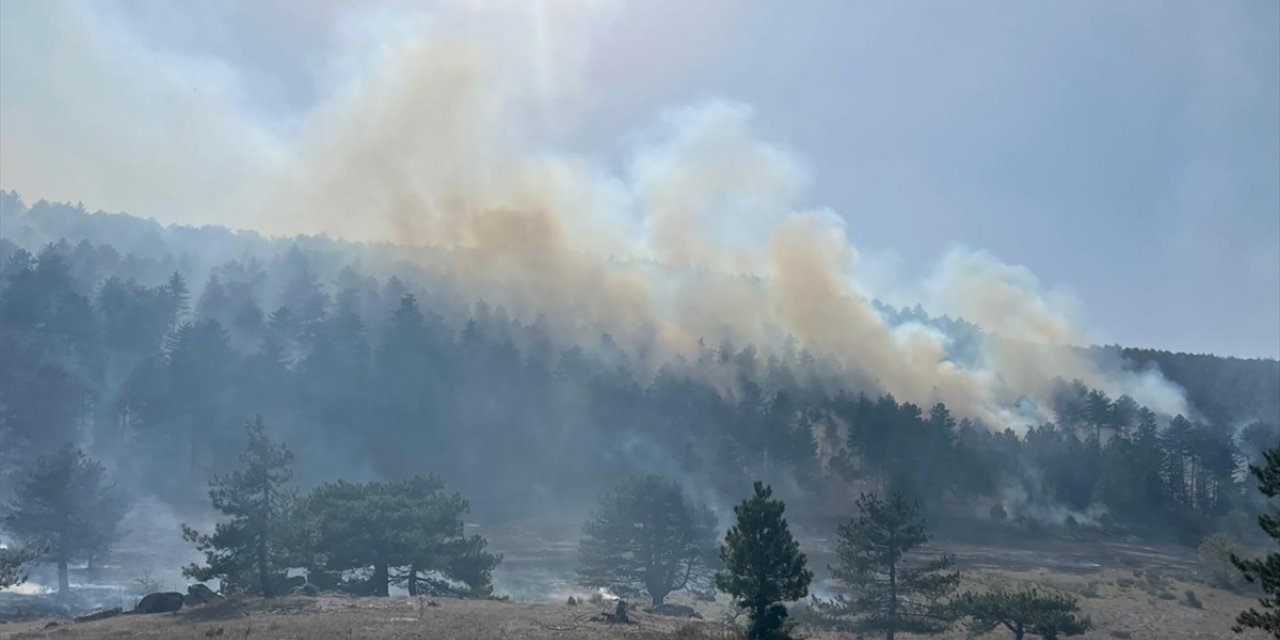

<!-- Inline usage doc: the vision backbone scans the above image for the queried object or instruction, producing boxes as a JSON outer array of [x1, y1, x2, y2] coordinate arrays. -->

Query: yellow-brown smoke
[[259, 2, 1187, 425]]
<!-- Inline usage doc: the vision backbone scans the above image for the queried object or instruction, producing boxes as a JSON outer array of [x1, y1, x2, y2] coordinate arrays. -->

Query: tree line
[[1, 234, 1276, 543], [2, 424, 1276, 639], [579, 471, 1093, 640], [580, 453, 1280, 639]]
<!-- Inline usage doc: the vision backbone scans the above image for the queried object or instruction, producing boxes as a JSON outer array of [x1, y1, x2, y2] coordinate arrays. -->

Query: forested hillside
[[1109, 347, 1279, 428], [1, 193, 1276, 544]]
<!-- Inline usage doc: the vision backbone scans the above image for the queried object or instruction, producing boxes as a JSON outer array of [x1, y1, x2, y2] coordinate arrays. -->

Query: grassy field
[[1, 519, 1272, 639], [0, 595, 733, 640], [0, 568, 1269, 640]]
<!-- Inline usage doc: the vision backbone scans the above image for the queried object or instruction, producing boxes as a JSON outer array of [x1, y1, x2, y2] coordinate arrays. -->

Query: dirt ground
[[0, 573, 1270, 640], [0, 595, 733, 640], [1, 520, 1273, 639]]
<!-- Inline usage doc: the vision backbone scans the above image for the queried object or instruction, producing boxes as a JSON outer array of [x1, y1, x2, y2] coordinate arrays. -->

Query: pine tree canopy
[[716, 481, 811, 640]]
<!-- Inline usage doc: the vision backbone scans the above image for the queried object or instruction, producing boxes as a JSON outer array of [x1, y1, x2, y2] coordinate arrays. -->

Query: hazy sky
[[1, 0, 1277, 358]]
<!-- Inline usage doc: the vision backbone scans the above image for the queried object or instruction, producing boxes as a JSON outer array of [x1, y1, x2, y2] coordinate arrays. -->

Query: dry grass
[[0, 595, 736, 640], [800, 565, 1270, 640], [1, 532, 1273, 639], [1, 576, 1265, 640]]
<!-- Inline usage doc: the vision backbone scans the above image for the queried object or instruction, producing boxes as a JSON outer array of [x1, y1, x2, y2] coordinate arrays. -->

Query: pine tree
[[716, 481, 812, 640], [162, 271, 190, 330], [816, 492, 959, 639], [0, 546, 32, 588], [2, 446, 128, 597], [183, 417, 296, 597], [1231, 444, 1280, 637], [958, 587, 1090, 639], [303, 475, 500, 597], [577, 475, 718, 606]]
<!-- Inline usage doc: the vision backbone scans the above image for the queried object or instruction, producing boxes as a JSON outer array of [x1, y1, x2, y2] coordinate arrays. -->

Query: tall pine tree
[[716, 481, 811, 640], [1232, 443, 1280, 637], [2, 446, 127, 597], [816, 492, 958, 639], [183, 417, 295, 597], [577, 475, 717, 606]]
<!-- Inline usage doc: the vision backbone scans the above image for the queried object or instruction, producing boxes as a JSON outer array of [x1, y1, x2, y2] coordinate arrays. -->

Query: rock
[[566, 596, 578, 606], [603, 600, 632, 624], [185, 583, 223, 606], [74, 607, 122, 623], [269, 574, 305, 595], [43, 621, 59, 629], [291, 583, 320, 597], [648, 603, 703, 619], [135, 591, 184, 614]]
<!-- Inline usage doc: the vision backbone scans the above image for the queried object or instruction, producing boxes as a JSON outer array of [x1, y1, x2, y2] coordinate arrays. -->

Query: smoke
[[1, 0, 1188, 425]]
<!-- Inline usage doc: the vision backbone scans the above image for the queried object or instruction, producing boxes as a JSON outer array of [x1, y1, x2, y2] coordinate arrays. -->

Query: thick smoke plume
[[252, 1, 1186, 425], [9, 1, 1190, 426]]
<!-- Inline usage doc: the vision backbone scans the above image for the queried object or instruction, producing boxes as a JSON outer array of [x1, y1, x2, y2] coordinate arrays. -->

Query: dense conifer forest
[[2, 193, 1276, 547]]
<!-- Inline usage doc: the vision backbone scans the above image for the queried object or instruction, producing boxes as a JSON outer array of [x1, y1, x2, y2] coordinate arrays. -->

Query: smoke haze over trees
[[0, 4, 1276, 639], [0, 195, 1277, 554]]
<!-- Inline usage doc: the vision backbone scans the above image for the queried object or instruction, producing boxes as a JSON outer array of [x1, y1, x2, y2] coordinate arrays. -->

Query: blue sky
[[2, 0, 1277, 358]]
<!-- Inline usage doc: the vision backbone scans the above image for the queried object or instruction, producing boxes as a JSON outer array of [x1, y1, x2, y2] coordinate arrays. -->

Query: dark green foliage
[[958, 588, 1090, 639], [815, 492, 958, 639], [302, 474, 500, 597], [577, 475, 717, 606], [2, 446, 127, 597], [0, 200, 1277, 557], [834, 395, 967, 502], [716, 482, 811, 640], [182, 417, 296, 597], [1231, 444, 1280, 636], [0, 546, 33, 588], [1199, 534, 1249, 592], [1112, 347, 1280, 428], [439, 533, 502, 596]]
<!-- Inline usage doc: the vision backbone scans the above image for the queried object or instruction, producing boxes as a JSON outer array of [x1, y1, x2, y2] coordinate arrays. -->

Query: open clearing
[[0, 569, 1269, 640], [1, 523, 1272, 639]]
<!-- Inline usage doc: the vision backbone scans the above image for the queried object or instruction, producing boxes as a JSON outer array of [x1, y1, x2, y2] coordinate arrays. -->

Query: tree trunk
[[259, 469, 273, 598], [1014, 623, 1024, 640], [57, 559, 69, 597], [887, 555, 897, 640], [257, 535, 271, 598], [407, 564, 418, 596], [372, 562, 389, 597]]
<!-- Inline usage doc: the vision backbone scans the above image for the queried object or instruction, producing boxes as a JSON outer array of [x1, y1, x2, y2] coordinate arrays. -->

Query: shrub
[[1184, 590, 1203, 609], [1197, 533, 1247, 592]]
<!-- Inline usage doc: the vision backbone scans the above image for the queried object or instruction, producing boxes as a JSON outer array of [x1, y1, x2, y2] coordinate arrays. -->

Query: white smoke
[[0, 0, 1189, 425]]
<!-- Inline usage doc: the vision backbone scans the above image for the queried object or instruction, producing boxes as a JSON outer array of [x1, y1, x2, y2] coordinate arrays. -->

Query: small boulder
[[75, 607, 122, 623], [185, 583, 223, 606], [135, 592, 184, 614], [291, 583, 320, 597], [269, 575, 305, 595]]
